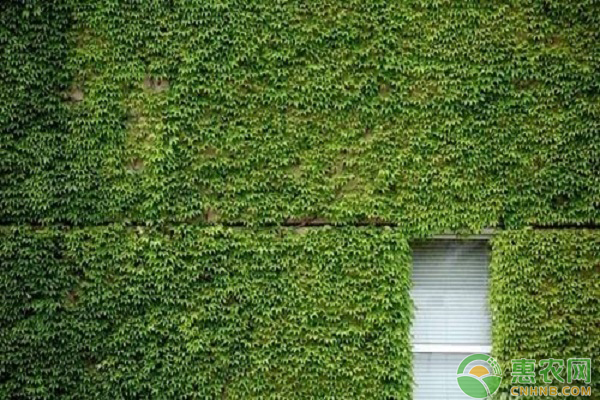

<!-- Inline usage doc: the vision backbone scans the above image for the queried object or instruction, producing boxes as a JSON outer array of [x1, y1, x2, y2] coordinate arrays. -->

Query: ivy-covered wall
[[0, 226, 411, 399], [1, 0, 599, 399], [1, 0, 598, 230], [491, 230, 600, 398]]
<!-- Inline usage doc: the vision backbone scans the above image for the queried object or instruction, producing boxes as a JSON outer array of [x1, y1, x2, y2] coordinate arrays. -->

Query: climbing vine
[[1, 0, 599, 399], [0, 226, 412, 399], [491, 229, 600, 398], [1, 0, 598, 231]]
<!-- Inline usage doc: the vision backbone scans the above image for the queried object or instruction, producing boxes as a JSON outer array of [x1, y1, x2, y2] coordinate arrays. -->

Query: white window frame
[[411, 232, 494, 398], [413, 344, 492, 353]]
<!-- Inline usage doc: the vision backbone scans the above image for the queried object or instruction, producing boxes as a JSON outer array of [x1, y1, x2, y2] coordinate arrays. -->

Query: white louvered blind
[[412, 240, 491, 400], [414, 352, 479, 400]]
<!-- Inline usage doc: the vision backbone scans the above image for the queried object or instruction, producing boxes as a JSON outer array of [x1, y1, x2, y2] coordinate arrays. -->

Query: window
[[411, 239, 491, 400]]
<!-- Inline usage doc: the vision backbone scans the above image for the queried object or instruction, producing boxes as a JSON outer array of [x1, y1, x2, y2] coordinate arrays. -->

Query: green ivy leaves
[[0, 226, 412, 399], [1, 1, 599, 230], [490, 229, 600, 398]]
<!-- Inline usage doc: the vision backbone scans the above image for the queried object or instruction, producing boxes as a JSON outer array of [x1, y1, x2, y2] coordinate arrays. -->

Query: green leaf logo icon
[[456, 354, 502, 398]]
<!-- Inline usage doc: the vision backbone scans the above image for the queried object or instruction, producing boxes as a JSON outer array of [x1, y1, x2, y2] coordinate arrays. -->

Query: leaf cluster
[[490, 229, 600, 399], [0, 226, 412, 399], [1, 1, 599, 231]]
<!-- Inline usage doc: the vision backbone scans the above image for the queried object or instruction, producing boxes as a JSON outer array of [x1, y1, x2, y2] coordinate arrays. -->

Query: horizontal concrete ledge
[[430, 228, 496, 240], [0, 222, 598, 230]]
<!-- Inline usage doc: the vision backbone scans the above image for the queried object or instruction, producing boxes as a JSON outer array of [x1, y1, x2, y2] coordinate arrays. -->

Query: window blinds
[[414, 352, 482, 400], [411, 240, 491, 400]]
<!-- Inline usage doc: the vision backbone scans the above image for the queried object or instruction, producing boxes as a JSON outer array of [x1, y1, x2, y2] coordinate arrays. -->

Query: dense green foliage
[[1, 1, 599, 399], [1, 0, 599, 230], [0, 226, 412, 399], [491, 230, 600, 398]]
